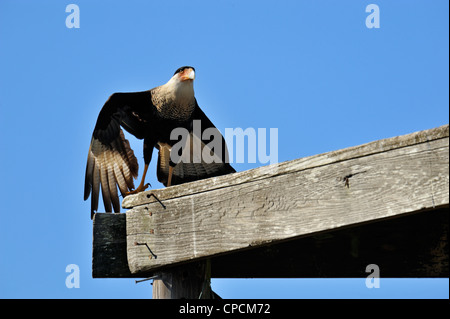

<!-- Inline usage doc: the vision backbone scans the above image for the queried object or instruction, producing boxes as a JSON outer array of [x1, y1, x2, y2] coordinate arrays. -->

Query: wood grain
[[125, 125, 449, 275]]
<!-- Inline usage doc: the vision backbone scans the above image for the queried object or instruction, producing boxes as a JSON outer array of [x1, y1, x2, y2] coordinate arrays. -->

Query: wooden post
[[152, 260, 212, 299]]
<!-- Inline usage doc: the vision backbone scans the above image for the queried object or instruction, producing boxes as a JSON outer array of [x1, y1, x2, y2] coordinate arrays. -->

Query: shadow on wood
[[210, 207, 449, 278], [93, 207, 449, 279]]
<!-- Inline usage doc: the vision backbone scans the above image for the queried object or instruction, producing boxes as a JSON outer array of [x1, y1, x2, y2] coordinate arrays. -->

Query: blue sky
[[0, 0, 448, 298]]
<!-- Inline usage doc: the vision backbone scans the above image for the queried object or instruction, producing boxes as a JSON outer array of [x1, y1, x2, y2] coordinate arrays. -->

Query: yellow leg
[[125, 164, 150, 196], [167, 166, 174, 187]]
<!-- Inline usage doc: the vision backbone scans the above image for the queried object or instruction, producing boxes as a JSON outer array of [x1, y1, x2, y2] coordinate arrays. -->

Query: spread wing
[[157, 101, 235, 186], [84, 91, 154, 218]]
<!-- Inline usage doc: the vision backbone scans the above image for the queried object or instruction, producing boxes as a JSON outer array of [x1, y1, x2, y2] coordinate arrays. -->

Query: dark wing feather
[[84, 91, 154, 218], [157, 100, 235, 186]]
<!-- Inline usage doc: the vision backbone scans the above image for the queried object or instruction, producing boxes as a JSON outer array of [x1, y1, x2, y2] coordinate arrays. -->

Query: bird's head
[[173, 66, 196, 82], [164, 66, 196, 99]]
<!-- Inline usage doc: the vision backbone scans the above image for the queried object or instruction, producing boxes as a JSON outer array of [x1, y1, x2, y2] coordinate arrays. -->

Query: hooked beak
[[180, 68, 195, 81]]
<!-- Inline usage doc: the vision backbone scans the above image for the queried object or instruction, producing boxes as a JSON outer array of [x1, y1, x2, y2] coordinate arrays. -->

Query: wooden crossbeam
[[119, 125, 448, 276]]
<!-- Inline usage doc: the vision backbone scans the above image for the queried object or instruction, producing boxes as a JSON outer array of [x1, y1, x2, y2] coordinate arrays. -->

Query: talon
[[125, 183, 149, 196], [124, 164, 150, 197]]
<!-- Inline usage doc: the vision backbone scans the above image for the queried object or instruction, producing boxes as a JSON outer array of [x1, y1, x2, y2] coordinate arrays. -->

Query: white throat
[[165, 75, 195, 101], [152, 75, 196, 120]]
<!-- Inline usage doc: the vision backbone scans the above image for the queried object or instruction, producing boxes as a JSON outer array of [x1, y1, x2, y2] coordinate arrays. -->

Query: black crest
[[174, 66, 195, 75]]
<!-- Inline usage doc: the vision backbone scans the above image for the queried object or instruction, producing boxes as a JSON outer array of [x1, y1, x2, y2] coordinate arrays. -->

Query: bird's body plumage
[[84, 67, 235, 218]]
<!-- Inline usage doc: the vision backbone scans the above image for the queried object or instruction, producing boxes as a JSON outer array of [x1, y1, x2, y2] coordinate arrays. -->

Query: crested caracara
[[84, 66, 235, 218]]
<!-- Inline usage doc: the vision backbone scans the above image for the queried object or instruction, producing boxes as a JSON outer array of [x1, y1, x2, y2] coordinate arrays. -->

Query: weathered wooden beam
[[123, 125, 449, 208], [123, 125, 449, 276], [92, 208, 449, 278], [92, 213, 135, 278]]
